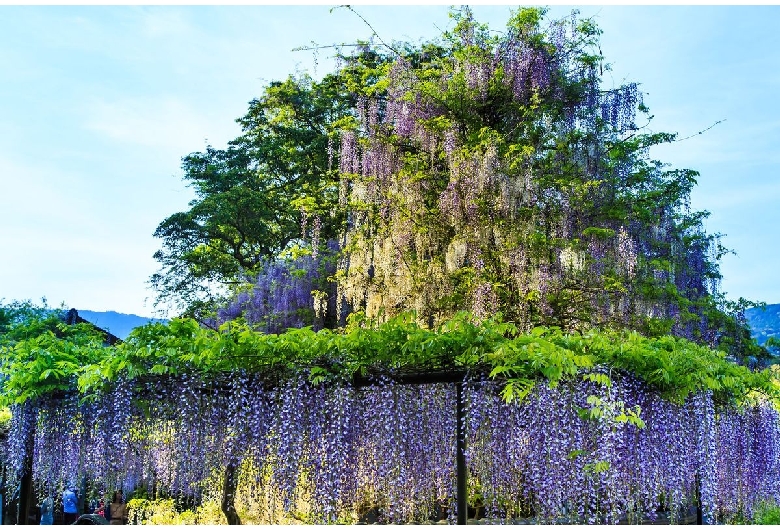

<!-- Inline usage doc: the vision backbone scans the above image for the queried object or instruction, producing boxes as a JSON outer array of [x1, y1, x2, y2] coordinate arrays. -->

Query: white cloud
[[0, 216, 164, 316], [82, 96, 224, 154], [0, 155, 94, 225], [139, 8, 194, 39], [0, 152, 184, 316]]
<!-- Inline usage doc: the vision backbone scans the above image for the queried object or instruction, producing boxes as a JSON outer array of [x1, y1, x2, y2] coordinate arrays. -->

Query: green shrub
[[753, 500, 780, 525]]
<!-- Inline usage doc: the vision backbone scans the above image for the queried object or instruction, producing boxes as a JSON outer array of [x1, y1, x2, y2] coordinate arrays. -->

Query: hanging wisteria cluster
[[216, 240, 339, 333], [6, 371, 780, 524]]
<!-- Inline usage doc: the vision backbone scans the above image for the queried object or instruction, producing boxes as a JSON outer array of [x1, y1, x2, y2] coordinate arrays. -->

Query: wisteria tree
[[202, 7, 760, 365], [335, 9, 722, 340]]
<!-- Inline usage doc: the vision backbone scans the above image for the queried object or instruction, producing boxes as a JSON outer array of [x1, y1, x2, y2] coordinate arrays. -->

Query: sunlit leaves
[[3, 310, 775, 412]]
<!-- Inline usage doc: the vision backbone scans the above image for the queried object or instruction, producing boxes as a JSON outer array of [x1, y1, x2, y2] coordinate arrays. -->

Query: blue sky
[[1, 4, 778, 317]]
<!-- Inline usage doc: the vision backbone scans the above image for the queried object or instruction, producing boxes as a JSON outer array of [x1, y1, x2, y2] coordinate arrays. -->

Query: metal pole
[[17, 407, 35, 526], [696, 474, 703, 525], [456, 382, 467, 525], [17, 447, 33, 524]]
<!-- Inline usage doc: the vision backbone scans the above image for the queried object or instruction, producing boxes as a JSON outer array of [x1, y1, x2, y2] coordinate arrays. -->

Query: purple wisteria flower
[[8, 371, 780, 525]]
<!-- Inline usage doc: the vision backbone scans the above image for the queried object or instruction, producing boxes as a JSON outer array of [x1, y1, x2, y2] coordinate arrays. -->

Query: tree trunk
[[221, 463, 241, 525]]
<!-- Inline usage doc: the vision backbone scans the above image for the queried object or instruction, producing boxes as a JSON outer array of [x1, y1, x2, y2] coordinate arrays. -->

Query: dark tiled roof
[[64, 308, 122, 346]]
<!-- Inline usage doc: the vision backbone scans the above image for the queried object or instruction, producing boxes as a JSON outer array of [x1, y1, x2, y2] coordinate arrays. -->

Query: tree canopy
[[151, 72, 354, 317]]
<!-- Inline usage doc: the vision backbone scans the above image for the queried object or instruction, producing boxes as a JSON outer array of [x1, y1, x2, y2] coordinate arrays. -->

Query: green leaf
[[150, 364, 169, 375]]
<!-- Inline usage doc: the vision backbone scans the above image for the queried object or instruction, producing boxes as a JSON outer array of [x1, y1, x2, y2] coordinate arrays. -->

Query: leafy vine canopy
[[151, 7, 756, 363]]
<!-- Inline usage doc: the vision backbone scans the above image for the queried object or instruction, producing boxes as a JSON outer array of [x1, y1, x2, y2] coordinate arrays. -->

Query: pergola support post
[[456, 382, 467, 525], [696, 474, 704, 525], [17, 427, 34, 525]]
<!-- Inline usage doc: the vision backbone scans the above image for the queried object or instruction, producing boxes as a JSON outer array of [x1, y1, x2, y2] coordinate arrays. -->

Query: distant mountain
[[745, 303, 780, 346], [76, 310, 167, 341]]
